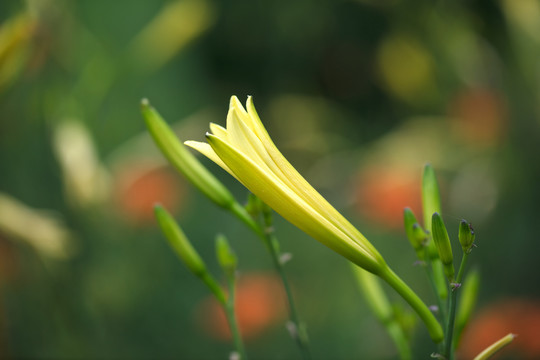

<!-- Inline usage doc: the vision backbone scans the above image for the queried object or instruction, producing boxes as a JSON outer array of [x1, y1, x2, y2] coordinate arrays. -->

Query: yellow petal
[[206, 133, 384, 274], [244, 97, 379, 256], [209, 122, 228, 139], [184, 139, 237, 181]]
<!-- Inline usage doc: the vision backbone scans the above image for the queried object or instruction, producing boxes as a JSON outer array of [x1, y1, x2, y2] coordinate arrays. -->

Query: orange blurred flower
[[353, 166, 422, 229], [459, 298, 540, 359], [114, 163, 186, 225], [196, 272, 287, 341], [448, 88, 508, 147]]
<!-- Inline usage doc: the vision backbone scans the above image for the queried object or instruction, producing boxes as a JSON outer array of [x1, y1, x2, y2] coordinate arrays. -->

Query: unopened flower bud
[[459, 219, 475, 253], [422, 164, 442, 259], [431, 212, 454, 282], [215, 234, 237, 274], [404, 207, 428, 257], [142, 99, 235, 209], [245, 193, 263, 218], [154, 204, 207, 277]]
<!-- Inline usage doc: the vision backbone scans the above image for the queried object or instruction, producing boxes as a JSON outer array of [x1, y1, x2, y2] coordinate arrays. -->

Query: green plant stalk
[[453, 268, 480, 349], [224, 273, 248, 360], [230, 201, 311, 359], [422, 265, 445, 355], [200, 273, 226, 304], [352, 266, 411, 360], [261, 210, 311, 360], [230, 202, 265, 237], [386, 321, 412, 360], [423, 255, 447, 330], [444, 252, 469, 359], [267, 232, 311, 360], [379, 267, 444, 343]]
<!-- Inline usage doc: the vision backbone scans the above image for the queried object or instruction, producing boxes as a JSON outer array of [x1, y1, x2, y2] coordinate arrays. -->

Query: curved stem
[[229, 201, 311, 359], [386, 321, 412, 360], [379, 267, 444, 343], [266, 232, 311, 360], [200, 273, 226, 305], [444, 252, 469, 359], [230, 202, 264, 237], [224, 275, 248, 360], [424, 256, 447, 329]]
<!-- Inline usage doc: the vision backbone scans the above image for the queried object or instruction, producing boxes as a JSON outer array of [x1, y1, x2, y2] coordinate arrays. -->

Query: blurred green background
[[1, 0, 540, 359]]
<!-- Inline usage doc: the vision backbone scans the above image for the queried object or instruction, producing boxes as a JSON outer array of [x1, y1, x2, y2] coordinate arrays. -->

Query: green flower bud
[[431, 212, 454, 282], [459, 219, 476, 253], [422, 164, 441, 259], [420, 165, 447, 299], [403, 207, 428, 256], [215, 234, 237, 274], [422, 164, 441, 233], [154, 205, 207, 277], [141, 99, 235, 209], [245, 193, 263, 218]]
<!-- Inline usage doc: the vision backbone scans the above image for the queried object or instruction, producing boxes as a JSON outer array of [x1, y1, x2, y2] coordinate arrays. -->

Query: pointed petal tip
[[229, 95, 241, 107]]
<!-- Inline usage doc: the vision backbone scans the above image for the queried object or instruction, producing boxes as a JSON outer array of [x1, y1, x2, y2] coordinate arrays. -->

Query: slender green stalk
[[444, 252, 469, 359], [386, 322, 412, 360], [200, 273, 226, 304], [224, 274, 248, 360], [261, 213, 311, 360], [230, 202, 264, 237], [352, 266, 411, 360], [422, 257, 447, 355], [379, 267, 444, 343], [424, 256, 447, 327], [230, 201, 311, 359]]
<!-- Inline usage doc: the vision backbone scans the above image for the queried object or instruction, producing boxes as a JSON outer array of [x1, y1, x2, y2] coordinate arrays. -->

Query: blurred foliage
[[1, 0, 540, 359]]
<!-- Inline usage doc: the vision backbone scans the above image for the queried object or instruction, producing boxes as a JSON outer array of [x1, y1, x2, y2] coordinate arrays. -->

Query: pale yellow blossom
[[186, 96, 387, 274]]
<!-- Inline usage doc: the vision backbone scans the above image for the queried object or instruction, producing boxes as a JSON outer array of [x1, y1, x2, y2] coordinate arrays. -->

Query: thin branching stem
[[444, 252, 469, 360], [224, 273, 248, 360], [229, 201, 311, 359]]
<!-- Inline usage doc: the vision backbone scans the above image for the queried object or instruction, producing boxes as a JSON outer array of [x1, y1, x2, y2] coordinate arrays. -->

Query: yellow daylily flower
[[185, 96, 444, 342], [186, 96, 386, 274]]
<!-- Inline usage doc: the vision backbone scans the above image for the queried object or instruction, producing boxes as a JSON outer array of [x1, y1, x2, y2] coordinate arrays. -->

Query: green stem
[[424, 256, 447, 328], [230, 202, 264, 237], [200, 273, 226, 305], [386, 321, 412, 360], [266, 232, 311, 360], [444, 252, 469, 360], [422, 258, 447, 355], [379, 267, 444, 344], [224, 274, 248, 360], [229, 201, 311, 359]]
